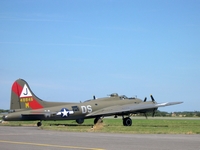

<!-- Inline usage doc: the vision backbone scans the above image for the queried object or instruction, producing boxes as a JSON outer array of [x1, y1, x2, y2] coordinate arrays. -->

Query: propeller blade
[[150, 95, 155, 103], [144, 97, 147, 102], [144, 113, 148, 119], [152, 111, 155, 117], [152, 108, 157, 117]]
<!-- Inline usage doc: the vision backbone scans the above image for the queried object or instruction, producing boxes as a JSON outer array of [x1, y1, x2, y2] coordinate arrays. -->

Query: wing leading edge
[[86, 101, 183, 117]]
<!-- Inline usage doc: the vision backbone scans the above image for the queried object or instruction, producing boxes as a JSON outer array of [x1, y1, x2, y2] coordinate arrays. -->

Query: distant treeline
[[0, 109, 9, 113], [144, 110, 200, 117], [1, 109, 200, 117]]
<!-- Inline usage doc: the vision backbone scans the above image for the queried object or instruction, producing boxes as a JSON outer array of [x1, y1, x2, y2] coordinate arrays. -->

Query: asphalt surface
[[0, 126, 199, 150]]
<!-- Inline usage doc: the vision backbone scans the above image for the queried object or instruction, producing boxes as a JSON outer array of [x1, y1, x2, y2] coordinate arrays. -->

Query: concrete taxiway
[[0, 126, 199, 150]]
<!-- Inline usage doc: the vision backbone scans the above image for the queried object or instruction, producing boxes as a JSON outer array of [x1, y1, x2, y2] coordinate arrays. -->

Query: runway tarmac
[[0, 126, 199, 150]]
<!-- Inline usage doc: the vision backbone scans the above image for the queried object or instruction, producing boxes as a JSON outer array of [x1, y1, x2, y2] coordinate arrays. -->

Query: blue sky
[[0, 0, 200, 112]]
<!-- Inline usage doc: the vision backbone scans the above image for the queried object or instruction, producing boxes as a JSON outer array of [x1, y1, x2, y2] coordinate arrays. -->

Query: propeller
[[152, 108, 156, 117], [150, 95, 157, 117], [150, 95, 155, 103], [142, 95, 157, 118], [144, 113, 148, 119]]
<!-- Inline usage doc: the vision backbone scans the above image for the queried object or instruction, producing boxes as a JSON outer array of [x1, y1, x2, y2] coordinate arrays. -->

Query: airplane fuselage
[[4, 96, 148, 122]]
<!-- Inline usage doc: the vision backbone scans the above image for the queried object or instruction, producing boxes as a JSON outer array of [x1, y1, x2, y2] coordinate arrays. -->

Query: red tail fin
[[11, 79, 44, 110]]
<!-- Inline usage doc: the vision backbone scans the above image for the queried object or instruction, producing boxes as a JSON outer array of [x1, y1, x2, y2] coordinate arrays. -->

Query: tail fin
[[10, 79, 44, 110]]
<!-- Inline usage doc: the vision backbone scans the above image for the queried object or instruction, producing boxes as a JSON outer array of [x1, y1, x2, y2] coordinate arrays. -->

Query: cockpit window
[[120, 95, 128, 99], [129, 97, 136, 100], [120, 95, 136, 100], [71, 106, 79, 111]]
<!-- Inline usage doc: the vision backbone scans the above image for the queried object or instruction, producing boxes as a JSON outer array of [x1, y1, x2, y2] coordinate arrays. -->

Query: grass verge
[[1, 118, 200, 134]]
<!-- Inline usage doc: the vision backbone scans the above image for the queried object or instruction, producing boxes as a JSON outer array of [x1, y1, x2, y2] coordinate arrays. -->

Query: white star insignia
[[61, 109, 69, 117]]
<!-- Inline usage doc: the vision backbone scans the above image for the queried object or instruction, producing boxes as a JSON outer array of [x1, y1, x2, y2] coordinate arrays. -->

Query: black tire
[[37, 122, 42, 127], [123, 118, 127, 126], [123, 117, 132, 126], [94, 117, 103, 124], [76, 118, 84, 124], [94, 117, 99, 124]]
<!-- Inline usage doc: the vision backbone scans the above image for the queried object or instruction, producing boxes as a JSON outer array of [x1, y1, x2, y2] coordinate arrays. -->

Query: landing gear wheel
[[94, 117, 103, 124], [123, 117, 132, 126], [37, 121, 42, 127], [76, 118, 84, 124]]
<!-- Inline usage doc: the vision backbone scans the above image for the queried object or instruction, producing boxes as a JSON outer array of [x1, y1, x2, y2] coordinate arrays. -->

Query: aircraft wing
[[20, 111, 53, 119], [25, 108, 74, 118], [19, 108, 61, 118], [86, 101, 183, 117]]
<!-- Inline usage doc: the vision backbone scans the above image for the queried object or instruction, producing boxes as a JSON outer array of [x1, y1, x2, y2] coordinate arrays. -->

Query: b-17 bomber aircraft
[[3, 79, 183, 127]]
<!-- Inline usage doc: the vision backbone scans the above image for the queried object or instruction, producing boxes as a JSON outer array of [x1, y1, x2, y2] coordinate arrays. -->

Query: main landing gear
[[76, 118, 84, 124], [94, 117, 103, 124], [37, 121, 42, 127], [122, 117, 132, 126]]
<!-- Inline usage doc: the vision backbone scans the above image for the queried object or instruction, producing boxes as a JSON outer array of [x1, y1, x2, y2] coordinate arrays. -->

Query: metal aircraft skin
[[3, 79, 183, 127]]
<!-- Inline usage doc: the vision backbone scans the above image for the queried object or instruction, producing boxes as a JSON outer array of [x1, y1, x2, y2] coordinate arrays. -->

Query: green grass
[[1, 118, 200, 134]]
